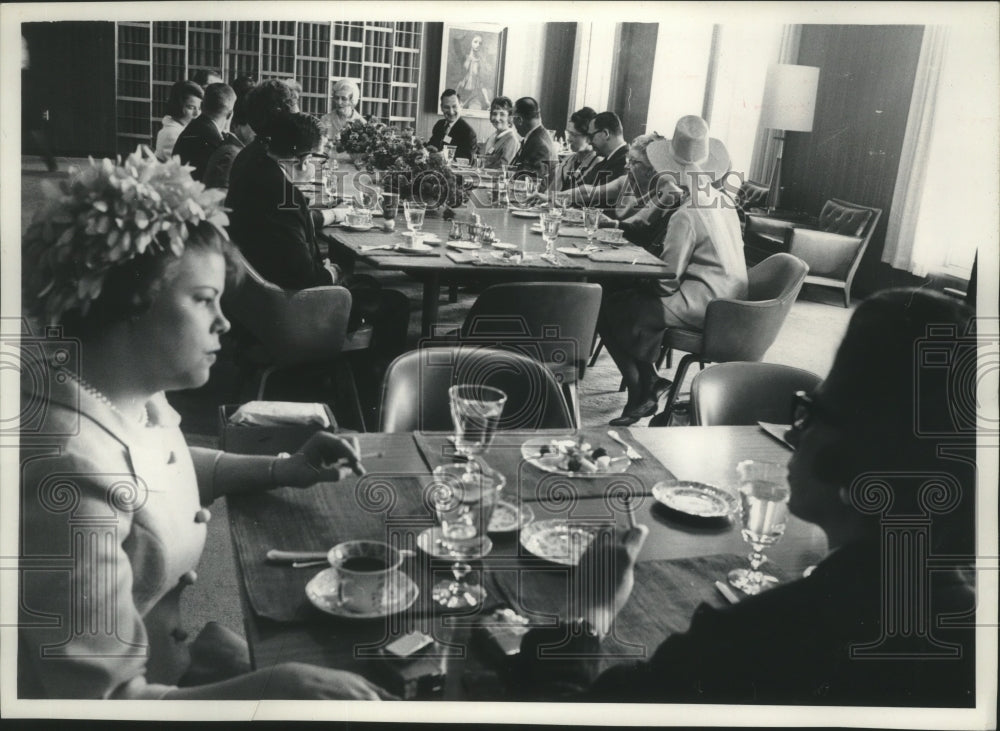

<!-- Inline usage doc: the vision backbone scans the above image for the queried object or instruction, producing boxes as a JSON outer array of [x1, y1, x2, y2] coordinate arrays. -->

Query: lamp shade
[[759, 64, 820, 132]]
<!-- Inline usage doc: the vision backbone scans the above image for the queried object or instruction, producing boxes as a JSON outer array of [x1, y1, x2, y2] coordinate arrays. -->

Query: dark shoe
[[609, 398, 658, 427], [651, 377, 673, 401]]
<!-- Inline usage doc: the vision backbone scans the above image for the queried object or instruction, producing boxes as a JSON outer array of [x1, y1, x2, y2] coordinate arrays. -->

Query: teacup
[[346, 208, 371, 228], [327, 540, 404, 613], [602, 229, 625, 246]]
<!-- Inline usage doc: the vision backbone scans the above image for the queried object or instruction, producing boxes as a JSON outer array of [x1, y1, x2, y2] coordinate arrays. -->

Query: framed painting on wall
[[439, 23, 507, 117]]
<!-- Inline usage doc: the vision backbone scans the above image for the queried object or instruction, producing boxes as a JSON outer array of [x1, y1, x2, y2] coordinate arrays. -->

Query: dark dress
[[173, 115, 239, 182], [512, 539, 976, 706]]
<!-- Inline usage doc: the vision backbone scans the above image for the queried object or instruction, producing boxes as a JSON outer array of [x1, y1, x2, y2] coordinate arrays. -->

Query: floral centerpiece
[[335, 118, 386, 160]]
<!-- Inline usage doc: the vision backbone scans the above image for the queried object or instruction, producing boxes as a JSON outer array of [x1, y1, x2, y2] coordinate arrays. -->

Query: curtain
[[881, 26, 948, 274], [748, 26, 801, 183]]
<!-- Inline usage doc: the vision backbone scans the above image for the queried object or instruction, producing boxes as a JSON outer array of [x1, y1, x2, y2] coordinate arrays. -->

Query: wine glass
[[582, 207, 601, 249], [403, 201, 426, 244], [728, 460, 791, 595], [449, 384, 506, 462], [540, 210, 562, 263], [430, 461, 505, 608]]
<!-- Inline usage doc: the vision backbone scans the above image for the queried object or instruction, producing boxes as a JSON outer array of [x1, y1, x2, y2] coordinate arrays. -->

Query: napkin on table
[[228, 401, 332, 428]]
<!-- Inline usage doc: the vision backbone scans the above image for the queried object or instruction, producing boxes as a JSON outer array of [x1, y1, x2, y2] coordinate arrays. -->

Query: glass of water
[[583, 207, 601, 247], [540, 210, 562, 263], [403, 201, 426, 244], [728, 460, 790, 595]]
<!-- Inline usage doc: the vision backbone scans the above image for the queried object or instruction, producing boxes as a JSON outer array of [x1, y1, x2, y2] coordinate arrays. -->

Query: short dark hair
[[569, 107, 598, 135], [191, 68, 223, 87], [441, 88, 460, 102], [246, 79, 300, 135], [489, 96, 514, 114], [202, 83, 237, 118], [229, 75, 257, 127], [592, 111, 623, 136], [513, 97, 541, 120], [166, 80, 204, 120], [265, 111, 324, 157]]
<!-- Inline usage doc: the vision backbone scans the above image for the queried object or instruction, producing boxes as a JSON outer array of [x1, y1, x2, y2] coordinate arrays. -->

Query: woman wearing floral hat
[[19, 149, 394, 700]]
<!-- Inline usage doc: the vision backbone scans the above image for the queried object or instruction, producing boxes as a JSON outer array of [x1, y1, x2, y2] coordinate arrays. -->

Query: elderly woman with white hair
[[321, 79, 365, 142]]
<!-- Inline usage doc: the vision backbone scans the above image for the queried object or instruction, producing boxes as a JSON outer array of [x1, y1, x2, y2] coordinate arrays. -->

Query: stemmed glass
[[728, 460, 791, 595], [540, 210, 562, 263], [403, 201, 426, 244], [430, 461, 505, 608], [582, 207, 601, 250], [430, 384, 507, 608]]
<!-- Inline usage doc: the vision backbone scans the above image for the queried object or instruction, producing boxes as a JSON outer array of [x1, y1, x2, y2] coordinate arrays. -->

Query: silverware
[[292, 560, 329, 569], [607, 429, 643, 460], [715, 580, 741, 605], [360, 244, 396, 252]]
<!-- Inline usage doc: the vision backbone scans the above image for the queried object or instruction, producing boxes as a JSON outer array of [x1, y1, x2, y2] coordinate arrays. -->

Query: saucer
[[491, 242, 518, 251], [511, 208, 541, 218], [417, 527, 493, 559], [488, 500, 535, 533], [651, 480, 738, 520], [396, 242, 434, 253], [401, 231, 442, 244], [344, 223, 374, 232], [447, 240, 483, 251], [305, 568, 419, 619]]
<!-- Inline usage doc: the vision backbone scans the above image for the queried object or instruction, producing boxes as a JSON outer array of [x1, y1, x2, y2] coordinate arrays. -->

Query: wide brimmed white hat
[[647, 115, 730, 180]]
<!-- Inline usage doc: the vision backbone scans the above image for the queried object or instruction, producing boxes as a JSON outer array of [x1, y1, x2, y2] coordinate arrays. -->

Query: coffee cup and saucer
[[305, 540, 419, 619]]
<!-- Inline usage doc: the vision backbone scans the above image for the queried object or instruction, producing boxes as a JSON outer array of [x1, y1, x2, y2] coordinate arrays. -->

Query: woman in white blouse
[[481, 96, 519, 168]]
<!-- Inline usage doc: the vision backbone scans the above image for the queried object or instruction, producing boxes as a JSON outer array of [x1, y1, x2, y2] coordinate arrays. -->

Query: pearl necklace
[[64, 370, 150, 428]]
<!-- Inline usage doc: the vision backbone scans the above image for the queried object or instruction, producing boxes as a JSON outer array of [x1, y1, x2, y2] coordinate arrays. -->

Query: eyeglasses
[[585, 128, 606, 141], [790, 390, 838, 433]]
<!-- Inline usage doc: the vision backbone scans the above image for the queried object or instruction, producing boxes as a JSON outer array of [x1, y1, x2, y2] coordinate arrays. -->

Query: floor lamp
[[760, 64, 820, 213]]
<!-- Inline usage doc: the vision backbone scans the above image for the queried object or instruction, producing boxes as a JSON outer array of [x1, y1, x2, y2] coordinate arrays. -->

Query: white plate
[[488, 500, 535, 533], [447, 240, 483, 251], [520, 436, 631, 477], [520, 520, 598, 566], [491, 242, 518, 251], [396, 242, 434, 253], [511, 209, 542, 218], [343, 224, 374, 232], [557, 246, 588, 257], [416, 527, 494, 559], [651, 480, 739, 519], [305, 568, 419, 619], [401, 232, 442, 244]]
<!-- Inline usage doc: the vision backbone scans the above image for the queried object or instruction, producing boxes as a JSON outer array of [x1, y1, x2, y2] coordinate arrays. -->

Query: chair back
[[459, 282, 603, 379], [701, 253, 809, 363], [735, 180, 770, 222], [379, 345, 574, 432], [818, 198, 882, 239], [223, 249, 353, 367], [691, 361, 822, 426]]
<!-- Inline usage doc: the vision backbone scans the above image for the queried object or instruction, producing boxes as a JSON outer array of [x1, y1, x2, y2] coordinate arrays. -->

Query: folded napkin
[[472, 254, 585, 270], [228, 401, 331, 428], [588, 249, 672, 269]]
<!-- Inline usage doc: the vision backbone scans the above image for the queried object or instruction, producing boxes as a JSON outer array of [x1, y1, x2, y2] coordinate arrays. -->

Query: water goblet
[[583, 207, 601, 248], [540, 210, 562, 263], [403, 201, 426, 244], [430, 461, 505, 608], [727, 460, 791, 595]]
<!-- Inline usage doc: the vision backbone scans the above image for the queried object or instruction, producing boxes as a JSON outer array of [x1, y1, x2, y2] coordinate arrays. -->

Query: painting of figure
[[440, 24, 507, 116]]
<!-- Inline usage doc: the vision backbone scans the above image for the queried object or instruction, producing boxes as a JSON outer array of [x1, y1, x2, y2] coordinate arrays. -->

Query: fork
[[607, 429, 643, 460]]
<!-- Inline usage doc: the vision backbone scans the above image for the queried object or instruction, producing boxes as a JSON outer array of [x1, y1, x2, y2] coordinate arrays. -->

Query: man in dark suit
[[586, 111, 628, 187], [510, 96, 558, 183], [427, 88, 477, 161], [174, 83, 238, 181], [511, 289, 977, 707]]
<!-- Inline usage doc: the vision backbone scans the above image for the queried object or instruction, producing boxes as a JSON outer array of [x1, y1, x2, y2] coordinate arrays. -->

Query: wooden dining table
[[320, 205, 675, 336], [225, 424, 828, 701]]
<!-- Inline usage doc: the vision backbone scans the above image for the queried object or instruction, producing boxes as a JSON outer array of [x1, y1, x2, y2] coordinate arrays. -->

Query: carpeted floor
[[19, 156, 853, 638]]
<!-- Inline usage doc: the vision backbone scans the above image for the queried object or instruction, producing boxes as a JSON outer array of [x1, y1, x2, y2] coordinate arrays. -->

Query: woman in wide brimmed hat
[[598, 115, 748, 426]]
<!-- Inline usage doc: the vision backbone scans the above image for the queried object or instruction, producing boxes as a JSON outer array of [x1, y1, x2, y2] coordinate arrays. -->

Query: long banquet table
[[225, 425, 828, 701], [320, 205, 675, 336]]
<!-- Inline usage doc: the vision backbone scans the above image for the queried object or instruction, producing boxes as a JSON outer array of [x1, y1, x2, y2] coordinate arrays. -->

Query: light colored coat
[[18, 364, 221, 698]]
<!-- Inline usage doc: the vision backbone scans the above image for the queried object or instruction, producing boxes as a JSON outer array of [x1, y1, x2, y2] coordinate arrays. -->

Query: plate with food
[[520, 436, 631, 477], [488, 500, 535, 533], [510, 208, 542, 218], [447, 240, 483, 250], [651, 480, 739, 520], [395, 242, 435, 254], [520, 520, 599, 566], [491, 241, 518, 251]]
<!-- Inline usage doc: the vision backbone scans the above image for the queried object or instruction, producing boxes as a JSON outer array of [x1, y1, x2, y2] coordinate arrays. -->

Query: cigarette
[[624, 497, 637, 529], [715, 580, 741, 605]]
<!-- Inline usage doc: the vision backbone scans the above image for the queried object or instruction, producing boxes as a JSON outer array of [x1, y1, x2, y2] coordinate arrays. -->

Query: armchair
[[744, 198, 882, 307]]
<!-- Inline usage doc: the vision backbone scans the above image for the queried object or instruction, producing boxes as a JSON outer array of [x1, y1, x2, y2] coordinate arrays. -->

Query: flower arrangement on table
[[335, 121, 466, 211], [23, 146, 229, 326]]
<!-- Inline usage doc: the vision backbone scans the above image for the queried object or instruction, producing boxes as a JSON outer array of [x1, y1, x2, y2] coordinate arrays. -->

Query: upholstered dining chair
[[223, 249, 373, 430], [648, 253, 809, 426], [456, 282, 602, 427], [690, 362, 822, 426], [378, 345, 574, 432], [744, 198, 882, 307], [735, 179, 770, 228]]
